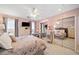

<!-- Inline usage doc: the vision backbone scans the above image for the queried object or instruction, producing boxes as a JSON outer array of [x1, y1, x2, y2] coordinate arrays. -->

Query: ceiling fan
[[27, 8, 40, 20]]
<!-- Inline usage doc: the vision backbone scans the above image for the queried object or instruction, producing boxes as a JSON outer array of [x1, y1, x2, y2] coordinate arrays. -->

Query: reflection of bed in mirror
[[54, 28, 68, 39]]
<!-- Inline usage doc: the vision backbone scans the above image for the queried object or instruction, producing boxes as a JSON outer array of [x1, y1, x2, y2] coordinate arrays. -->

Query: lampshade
[[0, 24, 5, 30]]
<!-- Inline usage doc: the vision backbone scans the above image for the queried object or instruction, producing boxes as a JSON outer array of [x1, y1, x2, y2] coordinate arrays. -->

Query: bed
[[0, 35, 46, 55], [54, 28, 68, 39]]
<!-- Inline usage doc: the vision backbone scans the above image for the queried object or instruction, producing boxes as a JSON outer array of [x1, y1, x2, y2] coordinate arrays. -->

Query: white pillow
[[0, 33, 12, 49], [54, 30, 65, 34]]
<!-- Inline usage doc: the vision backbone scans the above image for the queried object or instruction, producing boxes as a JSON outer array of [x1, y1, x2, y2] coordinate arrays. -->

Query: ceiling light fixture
[[33, 8, 38, 13], [30, 8, 40, 20], [58, 8, 62, 11]]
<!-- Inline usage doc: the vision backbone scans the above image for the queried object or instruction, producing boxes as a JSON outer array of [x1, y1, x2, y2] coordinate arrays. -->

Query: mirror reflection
[[54, 16, 75, 50]]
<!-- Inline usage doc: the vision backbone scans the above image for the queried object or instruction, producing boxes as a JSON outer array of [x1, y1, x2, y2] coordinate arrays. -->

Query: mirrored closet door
[[76, 16, 79, 53], [54, 16, 75, 50]]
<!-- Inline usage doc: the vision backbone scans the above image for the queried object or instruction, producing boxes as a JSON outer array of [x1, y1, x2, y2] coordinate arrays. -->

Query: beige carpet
[[42, 38, 77, 55], [54, 38, 75, 50], [44, 43, 77, 55]]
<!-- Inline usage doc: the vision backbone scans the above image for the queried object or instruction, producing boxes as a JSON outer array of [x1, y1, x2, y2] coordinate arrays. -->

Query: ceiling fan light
[[58, 8, 62, 11]]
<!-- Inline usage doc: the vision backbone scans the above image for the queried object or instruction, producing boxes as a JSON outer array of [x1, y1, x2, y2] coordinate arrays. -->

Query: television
[[22, 22, 30, 27], [45, 25, 47, 29]]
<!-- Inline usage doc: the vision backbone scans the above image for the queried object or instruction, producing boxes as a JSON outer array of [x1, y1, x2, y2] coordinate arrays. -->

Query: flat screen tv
[[45, 25, 47, 29], [22, 22, 30, 27]]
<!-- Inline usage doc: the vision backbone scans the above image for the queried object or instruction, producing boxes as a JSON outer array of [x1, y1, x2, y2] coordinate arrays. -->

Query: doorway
[[40, 23, 47, 38]]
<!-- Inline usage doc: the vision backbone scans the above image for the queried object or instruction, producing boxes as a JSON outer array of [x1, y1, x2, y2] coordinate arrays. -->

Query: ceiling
[[0, 4, 79, 20]]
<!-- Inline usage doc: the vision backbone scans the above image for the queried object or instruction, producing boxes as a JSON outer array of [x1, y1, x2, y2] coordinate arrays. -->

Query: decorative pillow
[[0, 33, 12, 49], [9, 35, 16, 42]]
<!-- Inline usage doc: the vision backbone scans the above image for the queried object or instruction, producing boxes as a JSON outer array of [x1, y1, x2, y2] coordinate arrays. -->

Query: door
[[53, 16, 75, 50]]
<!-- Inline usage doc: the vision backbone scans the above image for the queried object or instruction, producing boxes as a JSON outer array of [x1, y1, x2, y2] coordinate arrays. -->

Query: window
[[31, 21, 35, 34], [6, 18, 15, 36]]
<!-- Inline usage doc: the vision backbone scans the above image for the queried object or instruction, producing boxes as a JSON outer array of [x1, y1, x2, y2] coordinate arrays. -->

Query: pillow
[[54, 30, 65, 34], [59, 30, 65, 33], [9, 35, 16, 42], [0, 33, 12, 49]]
